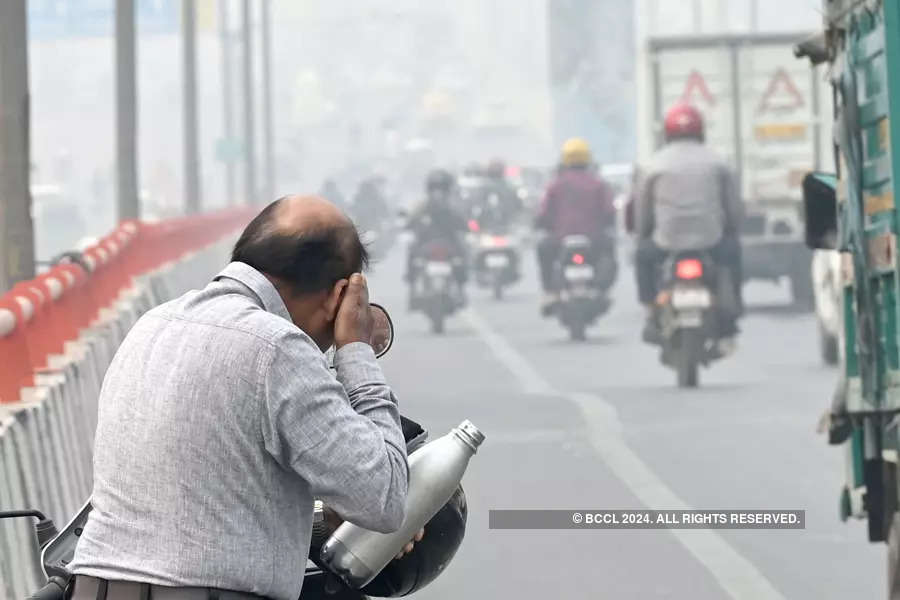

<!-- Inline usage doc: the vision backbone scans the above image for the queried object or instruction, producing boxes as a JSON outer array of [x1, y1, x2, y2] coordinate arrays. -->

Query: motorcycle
[[465, 194, 524, 300], [409, 240, 465, 334], [4, 444, 466, 600], [1, 305, 470, 600], [470, 225, 520, 300], [548, 234, 616, 341], [652, 252, 730, 387]]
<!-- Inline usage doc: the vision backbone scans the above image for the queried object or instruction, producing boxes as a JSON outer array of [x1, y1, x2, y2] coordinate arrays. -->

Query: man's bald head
[[273, 194, 350, 233], [232, 195, 368, 296]]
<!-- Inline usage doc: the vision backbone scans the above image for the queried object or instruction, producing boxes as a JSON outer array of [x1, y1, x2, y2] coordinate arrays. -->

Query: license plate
[[676, 310, 703, 328], [485, 253, 510, 268], [564, 264, 595, 281], [672, 287, 712, 309], [426, 261, 453, 276]]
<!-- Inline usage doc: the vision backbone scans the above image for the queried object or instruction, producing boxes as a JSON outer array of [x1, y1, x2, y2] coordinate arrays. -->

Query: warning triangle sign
[[680, 70, 715, 106], [757, 68, 805, 114]]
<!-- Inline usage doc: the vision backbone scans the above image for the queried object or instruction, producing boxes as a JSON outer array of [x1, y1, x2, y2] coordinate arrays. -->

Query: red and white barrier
[[0, 207, 254, 598]]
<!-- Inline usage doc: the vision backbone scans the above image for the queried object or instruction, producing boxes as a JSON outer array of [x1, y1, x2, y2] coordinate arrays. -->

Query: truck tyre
[[819, 321, 839, 366], [889, 514, 900, 600], [865, 457, 897, 542], [790, 265, 815, 311]]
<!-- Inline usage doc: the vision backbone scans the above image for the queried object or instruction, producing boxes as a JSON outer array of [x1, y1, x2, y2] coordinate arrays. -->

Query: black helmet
[[308, 417, 468, 598], [425, 169, 455, 193], [362, 484, 468, 597]]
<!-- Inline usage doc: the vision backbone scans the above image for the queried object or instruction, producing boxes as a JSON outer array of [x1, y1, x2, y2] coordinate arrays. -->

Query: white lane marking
[[463, 308, 786, 600]]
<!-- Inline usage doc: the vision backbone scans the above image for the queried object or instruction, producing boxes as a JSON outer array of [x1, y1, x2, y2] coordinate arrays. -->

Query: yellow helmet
[[561, 138, 592, 167]]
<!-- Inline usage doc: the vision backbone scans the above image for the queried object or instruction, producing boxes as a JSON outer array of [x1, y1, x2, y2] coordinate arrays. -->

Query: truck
[[799, 0, 900, 593], [639, 32, 833, 308]]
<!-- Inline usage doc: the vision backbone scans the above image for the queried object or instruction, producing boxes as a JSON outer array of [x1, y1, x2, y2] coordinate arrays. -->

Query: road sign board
[[680, 70, 716, 106], [756, 68, 805, 114]]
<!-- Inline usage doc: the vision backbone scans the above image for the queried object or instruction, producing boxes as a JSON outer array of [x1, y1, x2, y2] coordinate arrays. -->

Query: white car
[[812, 249, 843, 365]]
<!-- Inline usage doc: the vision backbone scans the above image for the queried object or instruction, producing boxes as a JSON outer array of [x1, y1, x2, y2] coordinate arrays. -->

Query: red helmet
[[663, 103, 704, 140]]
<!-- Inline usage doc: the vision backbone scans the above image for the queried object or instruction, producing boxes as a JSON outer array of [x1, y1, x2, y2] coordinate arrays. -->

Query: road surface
[[370, 238, 883, 599]]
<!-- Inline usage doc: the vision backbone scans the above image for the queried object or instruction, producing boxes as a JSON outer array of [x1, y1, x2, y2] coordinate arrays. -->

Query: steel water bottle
[[320, 420, 485, 588]]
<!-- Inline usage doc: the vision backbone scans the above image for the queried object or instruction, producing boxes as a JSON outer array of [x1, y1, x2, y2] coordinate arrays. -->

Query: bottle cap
[[455, 420, 485, 451]]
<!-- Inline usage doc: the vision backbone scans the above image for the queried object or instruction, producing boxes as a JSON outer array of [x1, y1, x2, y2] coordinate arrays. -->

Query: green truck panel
[[811, 0, 900, 552]]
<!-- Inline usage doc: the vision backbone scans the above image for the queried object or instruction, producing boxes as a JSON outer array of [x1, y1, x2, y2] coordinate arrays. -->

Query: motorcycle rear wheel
[[676, 330, 700, 388], [568, 322, 587, 342], [431, 314, 445, 335]]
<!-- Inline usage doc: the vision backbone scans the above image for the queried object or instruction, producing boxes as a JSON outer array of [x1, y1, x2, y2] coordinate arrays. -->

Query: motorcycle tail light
[[676, 258, 703, 280], [468, 219, 480, 232], [571, 253, 585, 265], [492, 236, 508, 247], [429, 246, 450, 260]]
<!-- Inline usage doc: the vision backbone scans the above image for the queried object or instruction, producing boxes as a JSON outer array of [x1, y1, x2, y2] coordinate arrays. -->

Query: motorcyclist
[[318, 178, 348, 213], [351, 176, 390, 234], [405, 169, 470, 301], [471, 159, 524, 231], [535, 138, 617, 312], [635, 103, 744, 348]]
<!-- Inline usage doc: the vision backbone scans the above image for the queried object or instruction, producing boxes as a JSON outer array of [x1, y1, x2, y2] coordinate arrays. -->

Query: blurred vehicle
[[537, 138, 618, 339], [641, 32, 830, 309], [635, 103, 744, 355], [46, 235, 100, 275], [509, 166, 550, 215], [650, 251, 735, 388], [457, 172, 488, 216], [406, 169, 469, 333], [547, 233, 615, 341], [409, 239, 466, 334], [319, 178, 349, 213], [811, 249, 842, 366], [799, 5, 900, 585], [462, 165, 526, 299], [470, 226, 521, 300], [352, 177, 394, 259], [31, 184, 87, 266]]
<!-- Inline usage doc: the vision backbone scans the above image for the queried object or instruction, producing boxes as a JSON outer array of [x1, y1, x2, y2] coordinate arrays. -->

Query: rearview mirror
[[802, 172, 838, 250], [369, 302, 394, 358], [326, 303, 395, 367]]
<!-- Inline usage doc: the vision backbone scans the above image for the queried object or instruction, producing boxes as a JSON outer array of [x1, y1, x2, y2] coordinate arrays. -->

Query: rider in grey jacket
[[635, 103, 744, 344]]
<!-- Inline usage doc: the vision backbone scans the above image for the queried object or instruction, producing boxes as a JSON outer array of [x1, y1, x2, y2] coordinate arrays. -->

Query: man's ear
[[324, 279, 349, 321]]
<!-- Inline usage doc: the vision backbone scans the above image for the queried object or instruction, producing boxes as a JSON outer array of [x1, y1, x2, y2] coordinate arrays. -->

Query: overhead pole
[[241, 0, 257, 205], [260, 0, 275, 202], [692, 0, 702, 33], [115, 0, 140, 221], [219, 0, 236, 206], [182, 0, 201, 214], [0, 0, 34, 291]]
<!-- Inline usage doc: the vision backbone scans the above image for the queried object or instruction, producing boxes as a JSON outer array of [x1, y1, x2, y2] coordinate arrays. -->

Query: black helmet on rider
[[425, 168, 455, 205]]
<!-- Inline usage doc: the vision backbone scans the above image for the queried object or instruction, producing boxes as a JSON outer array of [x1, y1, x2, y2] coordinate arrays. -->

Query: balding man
[[69, 196, 411, 600]]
